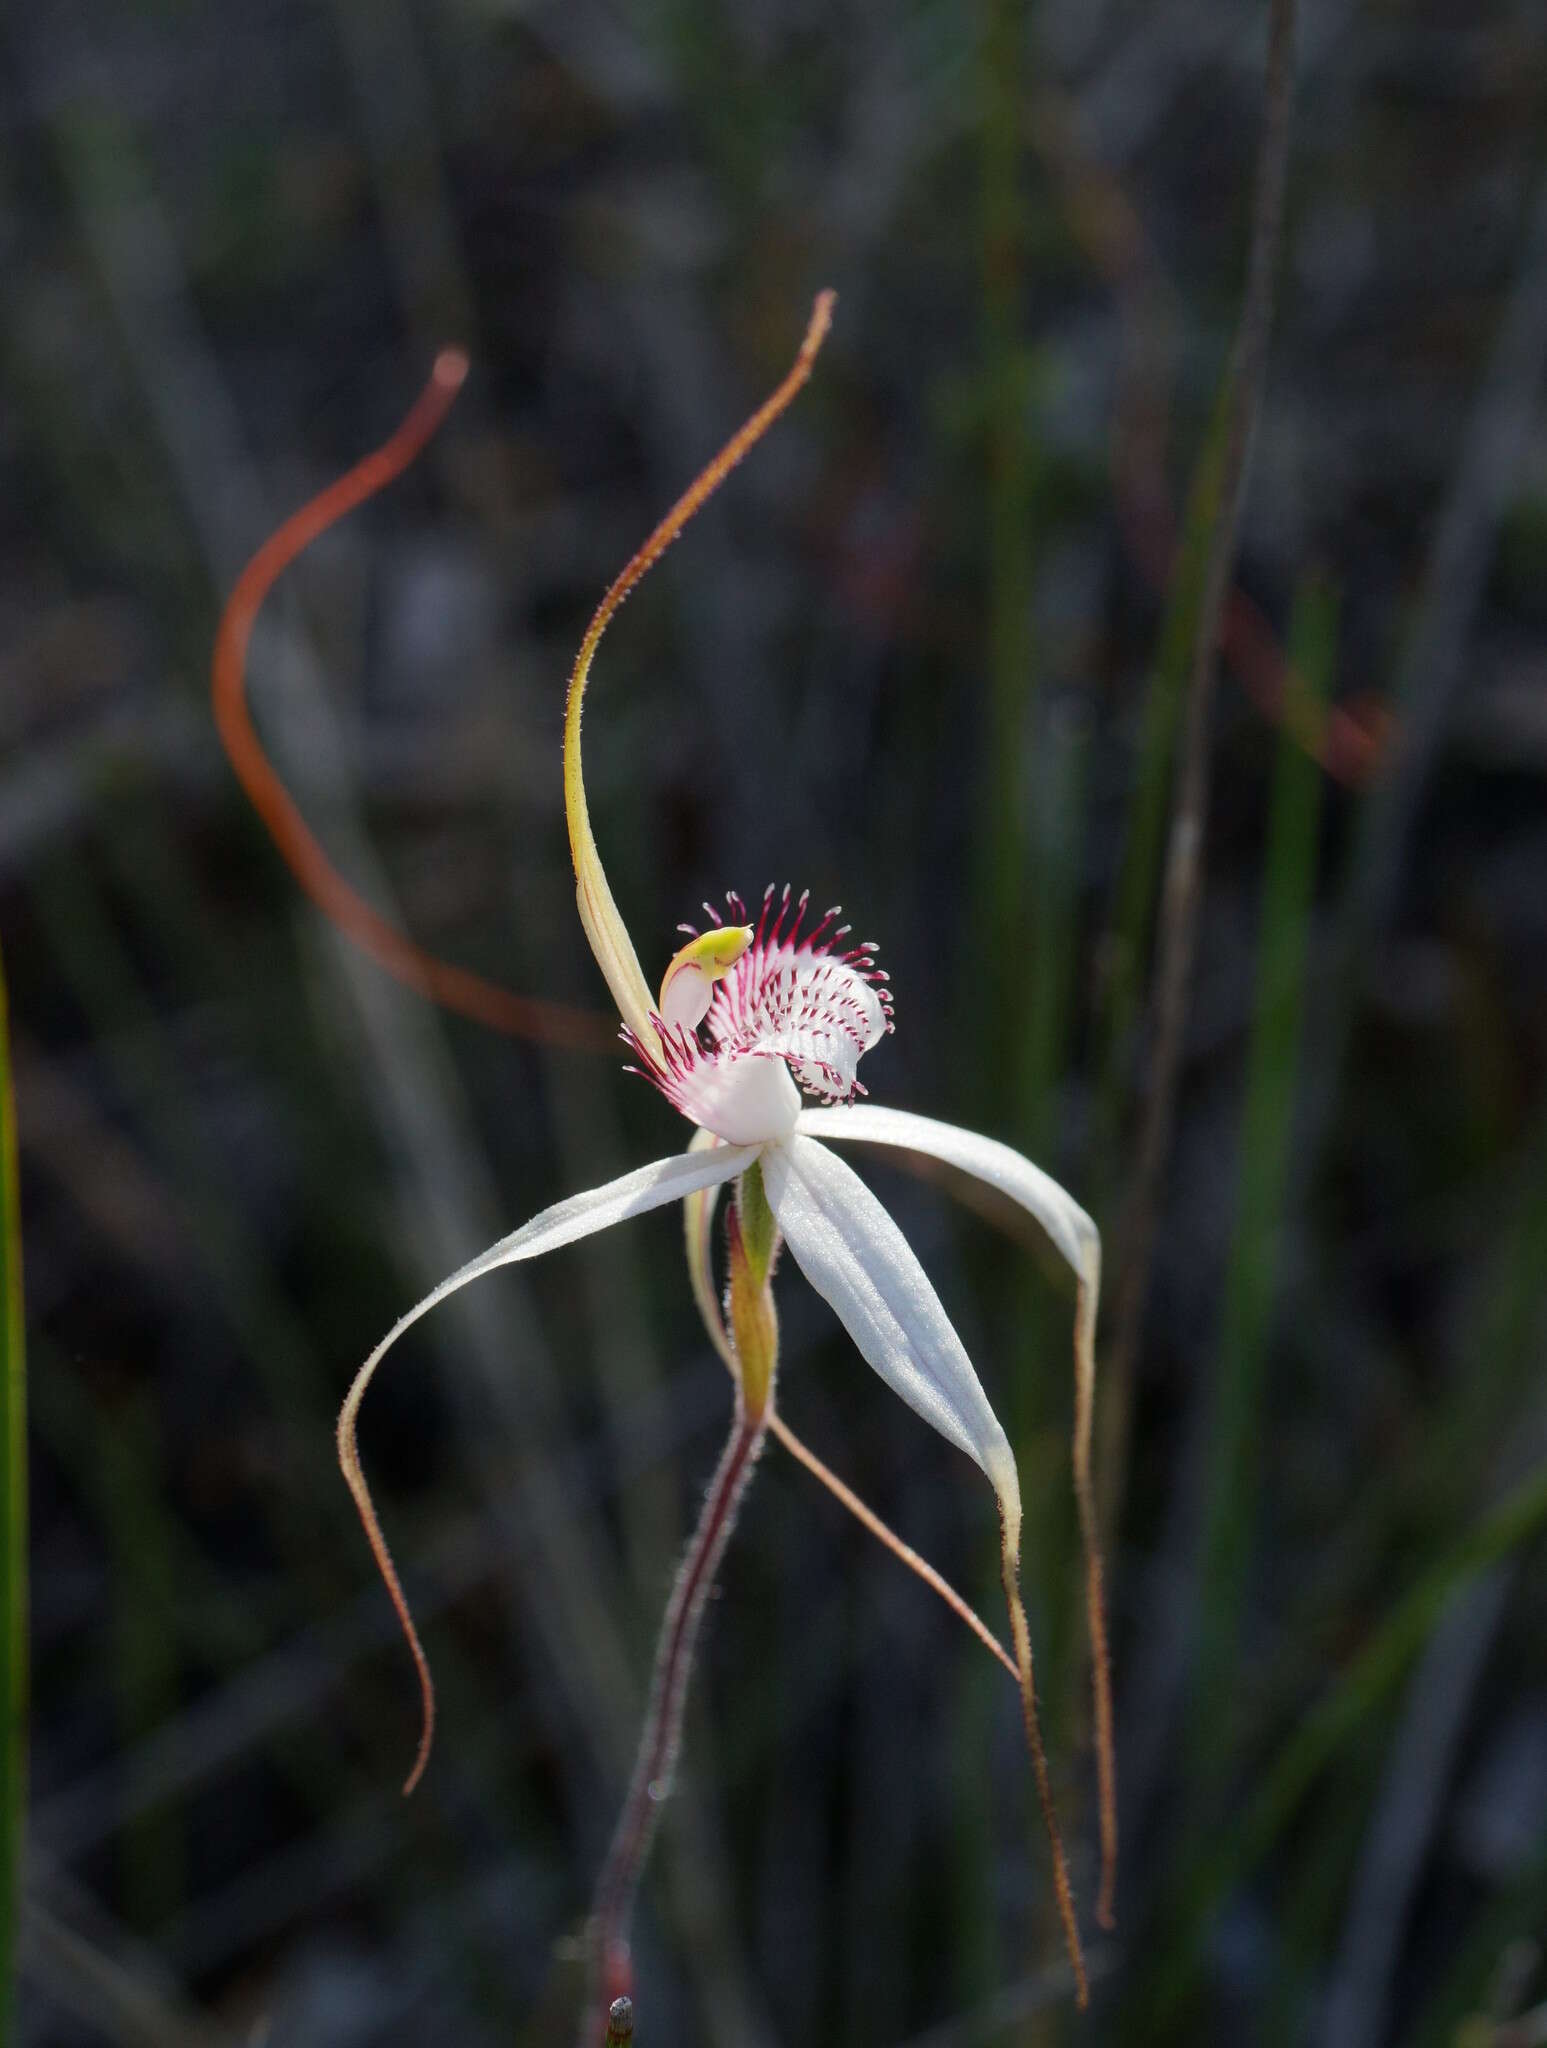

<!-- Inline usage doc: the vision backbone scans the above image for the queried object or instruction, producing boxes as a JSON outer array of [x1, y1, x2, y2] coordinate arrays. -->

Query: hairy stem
[[582, 1397, 766, 2038], [563, 294, 835, 1057]]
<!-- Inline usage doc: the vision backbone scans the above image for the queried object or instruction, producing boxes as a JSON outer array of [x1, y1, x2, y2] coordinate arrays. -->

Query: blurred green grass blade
[[98, 1392, 185, 1933], [1149, 1451, 1547, 2032], [1095, 371, 1234, 1157], [972, 0, 1042, 1126], [1405, 1850, 1547, 2048], [0, 947, 26, 2046], [1264, 1742, 1378, 2048], [1190, 576, 1336, 1769], [952, 0, 1030, 2005], [1022, 703, 1090, 1164]]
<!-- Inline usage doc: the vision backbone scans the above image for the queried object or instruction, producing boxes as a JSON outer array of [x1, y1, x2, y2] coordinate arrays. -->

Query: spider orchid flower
[[337, 293, 1114, 2010]]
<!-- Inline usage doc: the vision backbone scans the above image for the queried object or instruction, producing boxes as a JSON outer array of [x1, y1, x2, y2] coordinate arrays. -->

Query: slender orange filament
[[1073, 1272, 1118, 1929], [561, 292, 836, 1059], [769, 1415, 1017, 1682], [565, 292, 833, 724], [1001, 1524, 1088, 2007], [337, 1351, 435, 1795], [212, 348, 617, 1055]]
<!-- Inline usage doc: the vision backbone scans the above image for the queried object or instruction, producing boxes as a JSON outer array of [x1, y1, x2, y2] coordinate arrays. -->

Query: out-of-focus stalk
[[0, 948, 26, 2047], [581, 1166, 781, 2041]]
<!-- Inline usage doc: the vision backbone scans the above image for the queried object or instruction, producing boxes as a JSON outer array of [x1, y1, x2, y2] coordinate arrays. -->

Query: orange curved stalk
[[562, 291, 836, 1057], [337, 1366, 436, 1795], [212, 348, 617, 1056]]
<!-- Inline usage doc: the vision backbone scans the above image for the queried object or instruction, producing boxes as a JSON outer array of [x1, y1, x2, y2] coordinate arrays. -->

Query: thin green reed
[[22, 850, 489, 1779], [954, 0, 1033, 2009], [1095, 375, 1234, 1173], [1024, 706, 1094, 1715], [0, 947, 26, 2048], [1146, 1452, 1547, 2037], [27, 1331, 516, 1967], [1252, 1107, 1547, 1736], [1134, 1111, 1547, 2039], [1090, 379, 1233, 1556], [25, 848, 331, 1457], [1439, 1107, 1547, 1505], [1264, 1746, 1376, 2048], [977, 0, 1093, 1579], [1189, 578, 1335, 1777], [959, 5, 1107, 2009], [95, 1391, 184, 1934], [1408, 1849, 1547, 2048], [975, 0, 1038, 1107], [1024, 712, 1090, 1166]]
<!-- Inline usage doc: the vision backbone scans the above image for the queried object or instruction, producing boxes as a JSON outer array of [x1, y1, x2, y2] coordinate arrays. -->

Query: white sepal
[[338, 1137, 759, 1793], [761, 1135, 1019, 1528], [794, 1104, 1098, 1283], [793, 1100, 1115, 1931], [356, 1142, 760, 1395], [792, 1101, 1100, 1512]]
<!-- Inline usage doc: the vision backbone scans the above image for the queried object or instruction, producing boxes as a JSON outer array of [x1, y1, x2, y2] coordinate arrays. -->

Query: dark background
[[6, 0, 1547, 2041]]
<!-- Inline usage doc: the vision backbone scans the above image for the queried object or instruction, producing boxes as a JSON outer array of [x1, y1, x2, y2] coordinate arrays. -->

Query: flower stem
[[1000, 1515, 1088, 2009], [582, 1395, 767, 2038]]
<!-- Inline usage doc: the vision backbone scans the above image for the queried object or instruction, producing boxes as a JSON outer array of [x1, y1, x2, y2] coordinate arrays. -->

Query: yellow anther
[[659, 925, 752, 1031]]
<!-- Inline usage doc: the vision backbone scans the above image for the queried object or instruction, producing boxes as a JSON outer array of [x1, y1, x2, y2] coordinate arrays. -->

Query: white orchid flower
[[339, 294, 1114, 2006]]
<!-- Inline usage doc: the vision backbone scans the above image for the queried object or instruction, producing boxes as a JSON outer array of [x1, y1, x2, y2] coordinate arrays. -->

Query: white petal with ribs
[[793, 1099, 1114, 1930], [351, 1142, 759, 1408], [761, 1135, 1019, 1527], [791, 1102, 1101, 1505], [794, 1104, 1097, 1282]]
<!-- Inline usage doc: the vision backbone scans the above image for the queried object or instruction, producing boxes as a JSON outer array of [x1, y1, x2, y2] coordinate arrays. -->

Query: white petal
[[359, 1142, 760, 1386], [339, 1137, 759, 1791], [761, 1135, 1018, 1522], [795, 1103, 1097, 1282], [792, 1102, 1100, 1496], [793, 1102, 1114, 1903]]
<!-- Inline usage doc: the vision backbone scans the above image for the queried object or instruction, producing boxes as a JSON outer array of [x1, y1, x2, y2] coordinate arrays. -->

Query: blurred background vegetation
[[5, 0, 1547, 2041]]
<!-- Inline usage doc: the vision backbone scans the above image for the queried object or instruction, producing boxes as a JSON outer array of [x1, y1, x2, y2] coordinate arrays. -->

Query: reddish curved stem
[[212, 349, 617, 1055]]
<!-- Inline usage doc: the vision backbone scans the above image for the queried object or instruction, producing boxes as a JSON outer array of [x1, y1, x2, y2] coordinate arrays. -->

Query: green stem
[[1149, 1452, 1547, 2029], [1188, 577, 1335, 1776], [0, 947, 26, 2048]]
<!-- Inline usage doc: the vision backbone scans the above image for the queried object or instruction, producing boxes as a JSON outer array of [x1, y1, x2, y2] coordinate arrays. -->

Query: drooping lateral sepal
[[759, 1135, 1017, 1506]]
